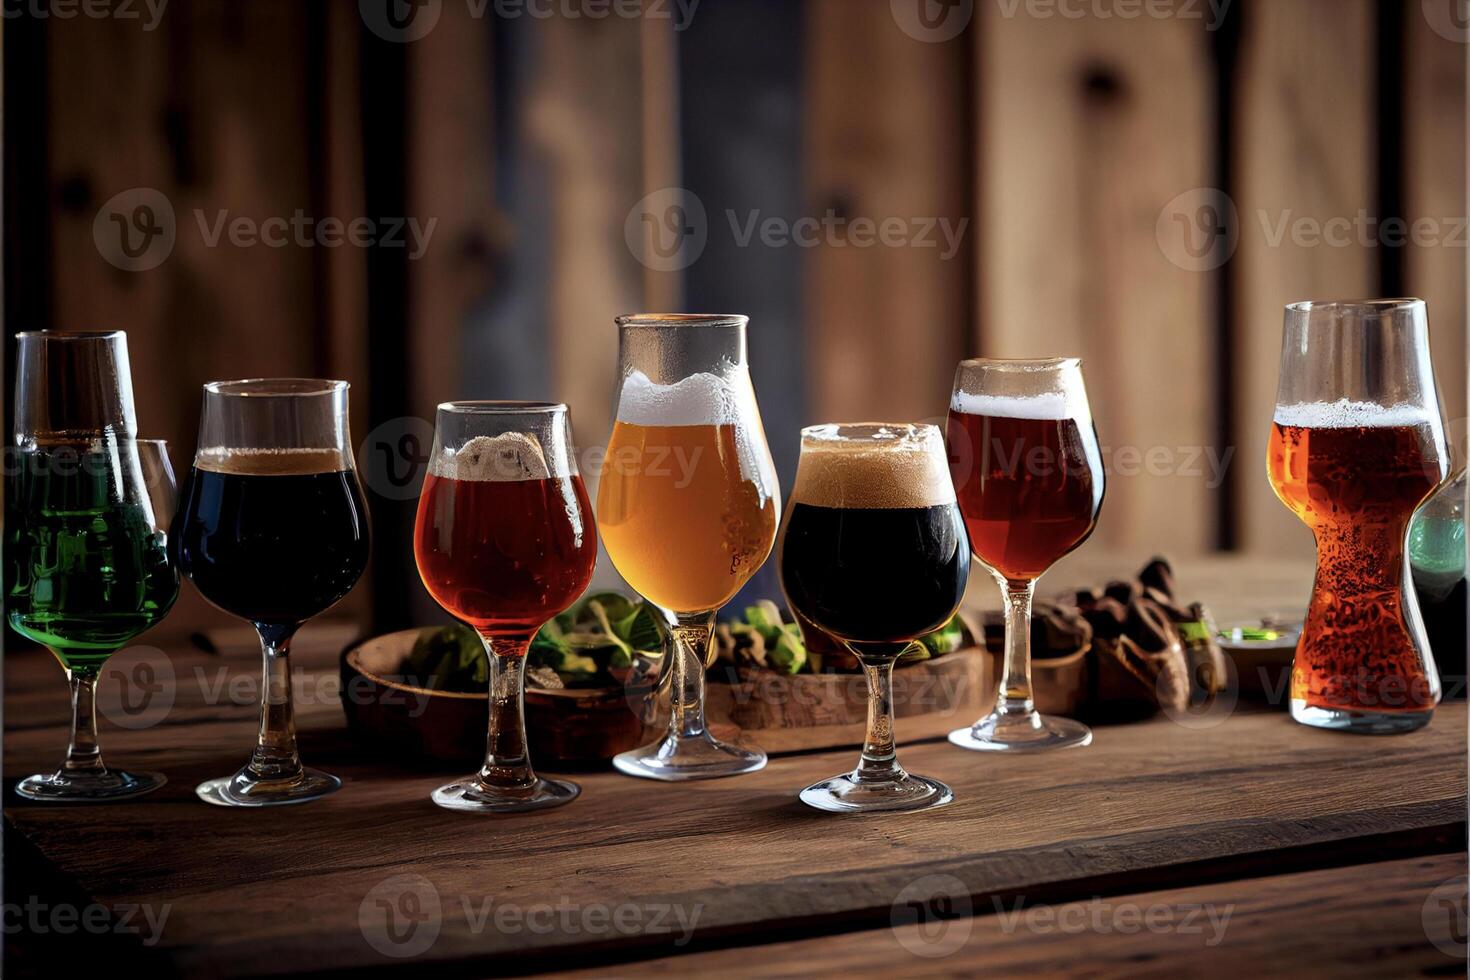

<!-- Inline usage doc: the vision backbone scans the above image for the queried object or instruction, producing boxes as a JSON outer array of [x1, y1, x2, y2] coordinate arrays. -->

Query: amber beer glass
[[1267, 300, 1450, 733], [598, 314, 780, 780], [415, 402, 598, 812], [945, 358, 1105, 751]]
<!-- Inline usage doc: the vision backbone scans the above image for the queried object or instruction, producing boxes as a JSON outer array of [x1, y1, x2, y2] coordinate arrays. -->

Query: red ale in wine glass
[[944, 357, 1105, 752], [413, 401, 597, 813]]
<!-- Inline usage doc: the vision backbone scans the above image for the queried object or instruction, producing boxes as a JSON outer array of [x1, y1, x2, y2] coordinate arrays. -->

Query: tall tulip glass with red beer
[[945, 358, 1105, 752], [414, 402, 598, 812], [1267, 299, 1449, 734]]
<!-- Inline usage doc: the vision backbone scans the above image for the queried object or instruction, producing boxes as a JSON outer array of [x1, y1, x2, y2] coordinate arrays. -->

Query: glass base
[[431, 776, 580, 813], [1290, 700, 1434, 734], [16, 768, 165, 802], [949, 710, 1093, 752], [799, 771, 954, 814], [196, 767, 342, 807], [612, 731, 767, 781]]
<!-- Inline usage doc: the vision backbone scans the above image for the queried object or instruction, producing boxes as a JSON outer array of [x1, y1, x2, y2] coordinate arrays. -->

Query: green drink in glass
[[8, 445, 178, 670], [7, 331, 179, 801]]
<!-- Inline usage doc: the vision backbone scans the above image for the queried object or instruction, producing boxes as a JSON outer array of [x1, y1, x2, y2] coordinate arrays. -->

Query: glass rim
[[437, 400, 568, 415], [957, 356, 1082, 372], [14, 329, 126, 342], [1285, 298, 1424, 316], [615, 313, 748, 330], [203, 378, 349, 397], [801, 421, 941, 444]]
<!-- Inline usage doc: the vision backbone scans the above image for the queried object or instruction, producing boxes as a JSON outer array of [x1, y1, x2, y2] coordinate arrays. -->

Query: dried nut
[[1138, 557, 1177, 599], [1081, 598, 1128, 639], [1143, 586, 1193, 623], [1127, 598, 1176, 653]]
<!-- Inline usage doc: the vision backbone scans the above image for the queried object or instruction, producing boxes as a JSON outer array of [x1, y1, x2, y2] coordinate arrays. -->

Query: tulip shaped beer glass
[[779, 424, 968, 813], [176, 380, 371, 805], [8, 331, 179, 801], [415, 402, 598, 812], [599, 315, 780, 780], [1268, 299, 1449, 733], [945, 358, 1105, 751]]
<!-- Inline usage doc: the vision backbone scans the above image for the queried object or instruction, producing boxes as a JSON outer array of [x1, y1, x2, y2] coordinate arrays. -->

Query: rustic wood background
[[3, 0, 1466, 638]]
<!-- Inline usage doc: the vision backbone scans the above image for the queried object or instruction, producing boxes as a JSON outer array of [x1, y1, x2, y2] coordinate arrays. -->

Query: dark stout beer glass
[[8, 331, 179, 801], [176, 380, 370, 806], [779, 424, 968, 813], [1267, 299, 1449, 733], [945, 358, 1104, 752], [414, 402, 597, 813]]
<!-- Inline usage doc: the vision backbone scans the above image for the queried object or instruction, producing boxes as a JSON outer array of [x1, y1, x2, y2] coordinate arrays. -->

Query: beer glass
[[945, 358, 1105, 751], [779, 424, 967, 812], [599, 314, 780, 780], [8, 332, 179, 801], [176, 380, 371, 806], [415, 402, 597, 812], [1268, 299, 1449, 733]]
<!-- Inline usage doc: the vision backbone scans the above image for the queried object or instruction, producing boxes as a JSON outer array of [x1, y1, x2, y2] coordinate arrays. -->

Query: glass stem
[[246, 626, 303, 782], [669, 612, 716, 740], [477, 636, 537, 791], [61, 669, 106, 776], [995, 579, 1038, 718], [854, 651, 904, 783]]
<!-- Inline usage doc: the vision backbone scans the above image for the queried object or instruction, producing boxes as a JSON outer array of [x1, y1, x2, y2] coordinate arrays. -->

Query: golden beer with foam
[[597, 370, 779, 615]]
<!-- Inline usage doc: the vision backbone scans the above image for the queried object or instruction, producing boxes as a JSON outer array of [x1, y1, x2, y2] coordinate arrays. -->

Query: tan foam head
[[429, 433, 556, 481], [791, 424, 955, 510], [195, 446, 350, 476]]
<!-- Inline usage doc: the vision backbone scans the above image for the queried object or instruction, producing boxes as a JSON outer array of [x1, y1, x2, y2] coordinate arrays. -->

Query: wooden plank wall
[[976, 1, 1216, 556], [13, 0, 1469, 638], [804, 0, 970, 427], [1405, 5, 1469, 455], [33, 2, 372, 636], [1233, 0, 1378, 559]]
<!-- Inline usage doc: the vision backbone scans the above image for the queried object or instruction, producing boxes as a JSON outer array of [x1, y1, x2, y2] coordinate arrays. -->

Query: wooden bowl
[[704, 647, 995, 753], [341, 629, 655, 766]]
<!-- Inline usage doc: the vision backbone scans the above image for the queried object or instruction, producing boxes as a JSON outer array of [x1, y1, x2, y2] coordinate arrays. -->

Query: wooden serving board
[[704, 648, 995, 753]]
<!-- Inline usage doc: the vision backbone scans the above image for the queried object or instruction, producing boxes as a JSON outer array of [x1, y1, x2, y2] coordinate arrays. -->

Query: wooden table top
[[6, 555, 1466, 977]]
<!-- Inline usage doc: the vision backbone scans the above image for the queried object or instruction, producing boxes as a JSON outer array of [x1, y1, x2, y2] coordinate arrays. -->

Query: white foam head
[[616, 368, 747, 426], [950, 390, 1089, 422], [429, 433, 563, 481], [792, 424, 956, 510], [1273, 399, 1438, 429]]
